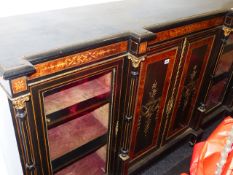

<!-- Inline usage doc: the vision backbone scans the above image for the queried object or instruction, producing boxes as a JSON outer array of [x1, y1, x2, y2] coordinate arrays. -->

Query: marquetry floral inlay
[[182, 65, 198, 111], [140, 81, 161, 136], [29, 41, 128, 79], [11, 77, 27, 94]]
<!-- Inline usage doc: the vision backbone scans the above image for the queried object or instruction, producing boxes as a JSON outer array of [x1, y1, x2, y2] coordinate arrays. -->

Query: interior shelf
[[48, 104, 109, 161], [55, 145, 107, 175], [44, 72, 111, 115], [46, 92, 110, 129]]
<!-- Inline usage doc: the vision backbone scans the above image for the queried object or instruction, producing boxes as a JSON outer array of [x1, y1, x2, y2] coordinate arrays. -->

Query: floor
[[137, 117, 224, 175]]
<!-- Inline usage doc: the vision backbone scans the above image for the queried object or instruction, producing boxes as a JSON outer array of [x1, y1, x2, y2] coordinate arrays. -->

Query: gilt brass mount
[[128, 53, 145, 68], [223, 26, 233, 37], [12, 95, 30, 110]]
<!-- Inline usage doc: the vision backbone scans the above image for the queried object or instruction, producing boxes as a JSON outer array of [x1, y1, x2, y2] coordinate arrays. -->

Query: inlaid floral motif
[[140, 81, 161, 136], [182, 65, 198, 111], [29, 41, 128, 80], [11, 77, 27, 94]]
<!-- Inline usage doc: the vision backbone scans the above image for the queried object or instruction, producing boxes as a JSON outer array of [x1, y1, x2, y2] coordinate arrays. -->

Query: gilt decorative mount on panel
[[128, 53, 145, 68], [223, 26, 233, 37], [223, 9, 233, 37], [12, 95, 30, 110]]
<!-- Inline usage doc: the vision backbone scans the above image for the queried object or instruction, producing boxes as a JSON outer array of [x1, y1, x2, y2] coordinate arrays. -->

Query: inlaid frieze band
[[149, 17, 224, 44], [29, 41, 128, 80]]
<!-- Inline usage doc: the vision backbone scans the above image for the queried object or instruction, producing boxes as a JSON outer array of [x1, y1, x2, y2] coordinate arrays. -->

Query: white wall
[[0, 86, 23, 175], [0, 0, 123, 17], [0, 150, 8, 175]]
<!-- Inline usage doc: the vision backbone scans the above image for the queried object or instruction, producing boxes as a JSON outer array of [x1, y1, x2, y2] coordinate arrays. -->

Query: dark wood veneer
[[130, 48, 178, 162], [148, 16, 223, 45], [6, 11, 233, 175], [165, 35, 215, 142]]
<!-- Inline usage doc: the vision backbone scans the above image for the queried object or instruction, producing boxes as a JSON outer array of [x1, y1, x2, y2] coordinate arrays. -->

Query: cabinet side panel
[[0, 87, 23, 175]]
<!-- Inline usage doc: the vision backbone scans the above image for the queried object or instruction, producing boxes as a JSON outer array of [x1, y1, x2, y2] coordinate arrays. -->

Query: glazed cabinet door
[[163, 30, 216, 143], [129, 40, 182, 162], [29, 57, 125, 175], [204, 33, 233, 111]]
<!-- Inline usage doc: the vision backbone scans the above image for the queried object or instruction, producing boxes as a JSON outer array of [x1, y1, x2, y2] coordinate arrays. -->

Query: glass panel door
[[205, 78, 229, 110], [205, 34, 233, 111], [42, 72, 112, 174], [214, 50, 233, 76]]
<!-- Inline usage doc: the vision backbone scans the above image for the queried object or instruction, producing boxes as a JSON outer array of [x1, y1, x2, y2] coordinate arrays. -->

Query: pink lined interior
[[48, 104, 109, 160], [55, 145, 107, 175], [205, 79, 228, 110], [215, 50, 233, 76], [43, 72, 112, 174], [44, 73, 111, 115]]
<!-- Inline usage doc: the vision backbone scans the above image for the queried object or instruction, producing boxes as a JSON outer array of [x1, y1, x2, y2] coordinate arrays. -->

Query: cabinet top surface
[[0, 0, 232, 79]]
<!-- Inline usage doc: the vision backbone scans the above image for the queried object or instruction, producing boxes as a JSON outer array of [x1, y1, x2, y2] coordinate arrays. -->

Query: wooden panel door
[[129, 47, 179, 162], [164, 33, 216, 143]]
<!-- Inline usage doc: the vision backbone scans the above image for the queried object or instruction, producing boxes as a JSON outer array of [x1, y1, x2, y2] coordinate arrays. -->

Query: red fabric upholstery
[[181, 116, 233, 175]]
